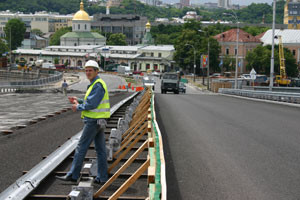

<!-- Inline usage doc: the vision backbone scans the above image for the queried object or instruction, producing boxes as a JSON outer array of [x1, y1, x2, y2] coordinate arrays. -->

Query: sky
[[165, 0, 274, 6]]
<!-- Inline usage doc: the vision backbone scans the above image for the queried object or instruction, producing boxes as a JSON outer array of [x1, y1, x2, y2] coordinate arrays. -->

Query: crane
[[275, 35, 291, 86]]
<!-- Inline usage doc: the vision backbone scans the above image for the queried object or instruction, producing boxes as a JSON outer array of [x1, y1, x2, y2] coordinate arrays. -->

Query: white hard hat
[[84, 60, 100, 70]]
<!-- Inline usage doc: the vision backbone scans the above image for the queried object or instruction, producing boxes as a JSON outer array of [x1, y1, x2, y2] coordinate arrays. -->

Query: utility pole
[[207, 38, 210, 90], [10, 27, 12, 69], [269, 0, 276, 91]]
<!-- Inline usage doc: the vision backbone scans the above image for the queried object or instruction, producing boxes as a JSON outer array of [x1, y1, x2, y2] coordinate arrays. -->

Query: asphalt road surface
[[155, 93, 300, 200], [0, 92, 131, 192], [70, 73, 126, 92]]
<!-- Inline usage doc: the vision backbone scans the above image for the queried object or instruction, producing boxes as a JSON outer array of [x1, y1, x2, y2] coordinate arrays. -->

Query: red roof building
[[213, 29, 261, 73]]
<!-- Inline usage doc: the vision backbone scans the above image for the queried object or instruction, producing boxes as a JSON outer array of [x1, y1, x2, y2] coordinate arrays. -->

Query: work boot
[[55, 174, 77, 182]]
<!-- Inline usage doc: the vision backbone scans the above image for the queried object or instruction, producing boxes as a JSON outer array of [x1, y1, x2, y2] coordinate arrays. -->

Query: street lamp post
[[185, 44, 196, 82], [198, 30, 210, 90], [269, 0, 276, 91], [224, 12, 239, 89]]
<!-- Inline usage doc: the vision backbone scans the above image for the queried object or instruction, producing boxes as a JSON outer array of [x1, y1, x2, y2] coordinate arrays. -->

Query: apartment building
[[0, 10, 73, 37]]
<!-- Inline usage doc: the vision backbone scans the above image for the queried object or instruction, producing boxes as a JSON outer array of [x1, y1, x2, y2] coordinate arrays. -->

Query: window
[[62, 59, 64, 64], [151, 52, 154, 57], [78, 24, 80, 30], [74, 43, 77, 46], [146, 64, 150, 69], [226, 48, 229, 55], [293, 50, 296, 56], [158, 53, 162, 57], [85, 24, 87, 30], [154, 64, 158, 70], [235, 48, 237, 55]]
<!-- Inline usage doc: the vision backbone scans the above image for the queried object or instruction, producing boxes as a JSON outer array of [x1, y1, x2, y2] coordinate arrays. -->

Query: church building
[[60, 1, 105, 46]]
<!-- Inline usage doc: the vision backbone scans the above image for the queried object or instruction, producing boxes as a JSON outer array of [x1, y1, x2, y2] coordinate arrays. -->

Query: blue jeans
[[67, 119, 108, 182]]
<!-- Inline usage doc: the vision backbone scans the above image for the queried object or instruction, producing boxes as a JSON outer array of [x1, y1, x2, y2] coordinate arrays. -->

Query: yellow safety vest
[[81, 78, 110, 119]]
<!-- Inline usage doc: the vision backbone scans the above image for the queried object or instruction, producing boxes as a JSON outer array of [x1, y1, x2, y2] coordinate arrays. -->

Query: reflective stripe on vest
[[81, 78, 111, 119]]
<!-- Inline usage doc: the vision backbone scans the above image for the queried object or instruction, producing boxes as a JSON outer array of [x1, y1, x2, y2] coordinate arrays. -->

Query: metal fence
[[0, 70, 63, 93], [219, 88, 300, 104], [242, 86, 300, 93]]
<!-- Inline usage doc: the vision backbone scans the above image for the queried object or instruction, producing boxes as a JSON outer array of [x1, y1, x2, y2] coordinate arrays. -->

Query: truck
[[161, 72, 180, 94]]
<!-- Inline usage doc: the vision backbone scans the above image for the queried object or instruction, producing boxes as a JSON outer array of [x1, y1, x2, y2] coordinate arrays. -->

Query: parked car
[[143, 76, 155, 90], [240, 74, 252, 80], [290, 78, 300, 87], [179, 82, 186, 93], [133, 71, 142, 75], [210, 73, 221, 78], [152, 71, 160, 77]]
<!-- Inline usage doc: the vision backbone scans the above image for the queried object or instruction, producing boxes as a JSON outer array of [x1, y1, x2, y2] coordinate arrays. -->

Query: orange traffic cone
[[118, 85, 121, 89], [122, 85, 126, 90]]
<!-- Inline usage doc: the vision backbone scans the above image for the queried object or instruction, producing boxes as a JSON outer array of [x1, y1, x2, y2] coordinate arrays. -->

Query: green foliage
[[222, 55, 235, 72], [64, 59, 69, 66], [219, 1, 285, 24], [246, 45, 298, 77], [173, 20, 221, 73], [4, 19, 26, 50], [241, 26, 269, 36], [54, 57, 59, 64], [0, 0, 285, 24], [0, 39, 9, 55], [49, 27, 72, 45], [107, 33, 127, 46], [0, 0, 81, 15], [31, 28, 43, 36]]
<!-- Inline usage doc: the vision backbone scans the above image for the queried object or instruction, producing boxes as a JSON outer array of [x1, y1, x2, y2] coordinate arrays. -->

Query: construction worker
[[56, 60, 110, 184]]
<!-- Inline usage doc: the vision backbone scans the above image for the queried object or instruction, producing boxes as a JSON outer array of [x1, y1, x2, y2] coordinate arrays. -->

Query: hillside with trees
[[0, 0, 285, 23]]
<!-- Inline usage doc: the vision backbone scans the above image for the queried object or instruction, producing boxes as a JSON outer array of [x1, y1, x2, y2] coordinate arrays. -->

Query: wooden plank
[[148, 147, 156, 184], [114, 123, 147, 158], [94, 140, 148, 198], [108, 128, 147, 173], [108, 159, 150, 200]]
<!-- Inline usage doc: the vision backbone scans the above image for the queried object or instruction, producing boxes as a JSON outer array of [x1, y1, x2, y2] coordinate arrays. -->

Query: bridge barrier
[[0, 71, 63, 93], [219, 88, 300, 104]]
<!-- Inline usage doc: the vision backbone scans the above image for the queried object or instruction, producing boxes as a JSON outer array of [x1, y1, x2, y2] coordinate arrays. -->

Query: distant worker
[[56, 60, 110, 184], [62, 79, 68, 96]]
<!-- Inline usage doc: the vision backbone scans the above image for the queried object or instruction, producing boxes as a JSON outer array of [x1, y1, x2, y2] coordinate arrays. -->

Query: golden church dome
[[73, 1, 90, 21], [146, 21, 151, 29]]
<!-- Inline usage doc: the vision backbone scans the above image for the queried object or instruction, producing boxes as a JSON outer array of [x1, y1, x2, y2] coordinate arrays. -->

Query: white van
[[42, 62, 55, 69]]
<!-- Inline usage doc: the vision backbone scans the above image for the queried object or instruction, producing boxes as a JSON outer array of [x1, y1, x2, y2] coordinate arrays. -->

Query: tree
[[173, 21, 221, 74], [4, 18, 26, 50], [107, 33, 127, 46], [0, 39, 8, 55], [54, 57, 59, 65], [31, 28, 43, 37], [246, 45, 298, 77], [49, 27, 72, 45]]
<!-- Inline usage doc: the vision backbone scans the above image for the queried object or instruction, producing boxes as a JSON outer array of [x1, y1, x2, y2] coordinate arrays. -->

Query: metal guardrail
[[219, 88, 300, 104], [0, 70, 40, 79], [0, 92, 139, 200], [242, 86, 300, 93], [0, 71, 63, 93]]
